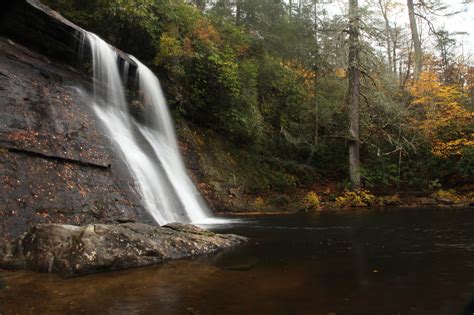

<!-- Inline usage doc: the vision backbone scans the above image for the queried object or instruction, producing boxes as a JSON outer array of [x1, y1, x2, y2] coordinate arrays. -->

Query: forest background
[[43, 0, 474, 209]]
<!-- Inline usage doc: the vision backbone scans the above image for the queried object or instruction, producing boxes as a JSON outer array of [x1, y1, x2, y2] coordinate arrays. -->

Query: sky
[[314, 0, 474, 58], [443, 1, 474, 55]]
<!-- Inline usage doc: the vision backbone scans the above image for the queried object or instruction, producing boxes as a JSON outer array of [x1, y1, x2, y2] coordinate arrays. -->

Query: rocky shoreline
[[0, 222, 247, 277]]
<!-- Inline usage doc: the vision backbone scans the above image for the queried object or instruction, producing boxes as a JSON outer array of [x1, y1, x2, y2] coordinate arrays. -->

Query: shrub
[[335, 189, 375, 207], [253, 196, 268, 209], [431, 189, 461, 203], [303, 191, 321, 210]]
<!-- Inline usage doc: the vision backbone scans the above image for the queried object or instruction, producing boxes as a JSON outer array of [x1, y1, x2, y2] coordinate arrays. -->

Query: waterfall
[[85, 32, 219, 225]]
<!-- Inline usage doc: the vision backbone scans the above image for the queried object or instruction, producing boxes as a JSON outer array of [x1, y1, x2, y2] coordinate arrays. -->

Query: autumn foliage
[[43, 0, 473, 190], [409, 71, 474, 158]]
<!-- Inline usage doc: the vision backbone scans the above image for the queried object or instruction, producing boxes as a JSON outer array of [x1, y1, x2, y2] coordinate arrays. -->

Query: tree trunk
[[193, 0, 206, 12], [348, 0, 361, 189], [378, 0, 393, 73], [402, 42, 413, 88], [311, 1, 320, 163], [236, 0, 241, 25], [407, 0, 422, 81], [392, 29, 398, 75]]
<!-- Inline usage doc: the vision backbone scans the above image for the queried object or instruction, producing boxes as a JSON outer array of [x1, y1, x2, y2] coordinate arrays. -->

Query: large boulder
[[0, 223, 248, 277]]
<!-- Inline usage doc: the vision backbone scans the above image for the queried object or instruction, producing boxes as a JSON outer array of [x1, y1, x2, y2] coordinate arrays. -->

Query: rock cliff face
[[0, 1, 152, 240], [0, 37, 152, 241], [0, 0, 137, 77], [0, 1, 249, 275]]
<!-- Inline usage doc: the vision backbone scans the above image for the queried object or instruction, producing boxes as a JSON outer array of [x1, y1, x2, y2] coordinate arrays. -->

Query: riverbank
[[210, 187, 474, 216], [177, 120, 473, 215]]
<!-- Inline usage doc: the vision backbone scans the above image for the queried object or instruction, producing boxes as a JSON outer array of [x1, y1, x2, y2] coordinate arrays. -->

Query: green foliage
[[44, 0, 473, 191], [429, 179, 442, 190], [360, 164, 400, 189], [457, 147, 474, 177], [45, 0, 159, 60]]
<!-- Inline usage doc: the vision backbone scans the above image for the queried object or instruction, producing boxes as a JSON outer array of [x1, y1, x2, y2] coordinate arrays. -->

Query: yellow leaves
[[431, 189, 461, 203], [409, 72, 464, 108], [156, 32, 195, 66], [253, 196, 268, 209], [409, 71, 474, 158], [432, 138, 474, 158], [158, 33, 183, 59], [410, 71, 466, 112], [282, 60, 316, 80], [335, 189, 375, 207], [335, 68, 346, 78], [409, 72, 444, 107], [303, 191, 321, 210]]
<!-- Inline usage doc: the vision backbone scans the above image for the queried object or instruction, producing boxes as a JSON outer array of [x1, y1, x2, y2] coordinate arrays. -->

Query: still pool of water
[[1, 208, 474, 314]]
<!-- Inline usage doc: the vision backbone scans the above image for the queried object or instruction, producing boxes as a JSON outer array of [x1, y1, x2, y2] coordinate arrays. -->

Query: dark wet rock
[[0, 223, 248, 277], [0, 0, 137, 78], [0, 37, 152, 240], [417, 197, 437, 206], [176, 121, 254, 213], [437, 198, 455, 205]]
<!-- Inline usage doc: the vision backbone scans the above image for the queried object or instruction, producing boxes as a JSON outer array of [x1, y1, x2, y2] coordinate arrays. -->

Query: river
[[1, 207, 474, 314]]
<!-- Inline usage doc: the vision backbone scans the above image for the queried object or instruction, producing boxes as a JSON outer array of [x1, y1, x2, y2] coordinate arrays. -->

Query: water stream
[[85, 32, 219, 225]]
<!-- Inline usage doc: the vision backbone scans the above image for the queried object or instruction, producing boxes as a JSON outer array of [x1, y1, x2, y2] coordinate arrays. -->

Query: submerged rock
[[0, 223, 247, 277]]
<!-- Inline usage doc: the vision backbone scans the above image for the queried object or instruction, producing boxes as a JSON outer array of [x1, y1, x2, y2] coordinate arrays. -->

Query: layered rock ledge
[[0, 223, 248, 277]]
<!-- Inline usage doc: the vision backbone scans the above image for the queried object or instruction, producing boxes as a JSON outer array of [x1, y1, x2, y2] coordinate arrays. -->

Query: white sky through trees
[[283, 0, 474, 56]]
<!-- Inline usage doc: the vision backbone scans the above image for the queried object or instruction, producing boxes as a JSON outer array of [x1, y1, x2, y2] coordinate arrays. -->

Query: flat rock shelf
[[0, 223, 248, 277]]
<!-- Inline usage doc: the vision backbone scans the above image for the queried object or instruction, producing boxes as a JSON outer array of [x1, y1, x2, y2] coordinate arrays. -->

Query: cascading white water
[[131, 57, 212, 223], [85, 32, 220, 225]]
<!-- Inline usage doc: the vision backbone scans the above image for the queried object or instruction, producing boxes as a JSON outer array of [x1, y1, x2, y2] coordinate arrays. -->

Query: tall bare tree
[[378, 0, 393, 72], [407, 0, 422, 80], [348, 0, 361, 189]]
